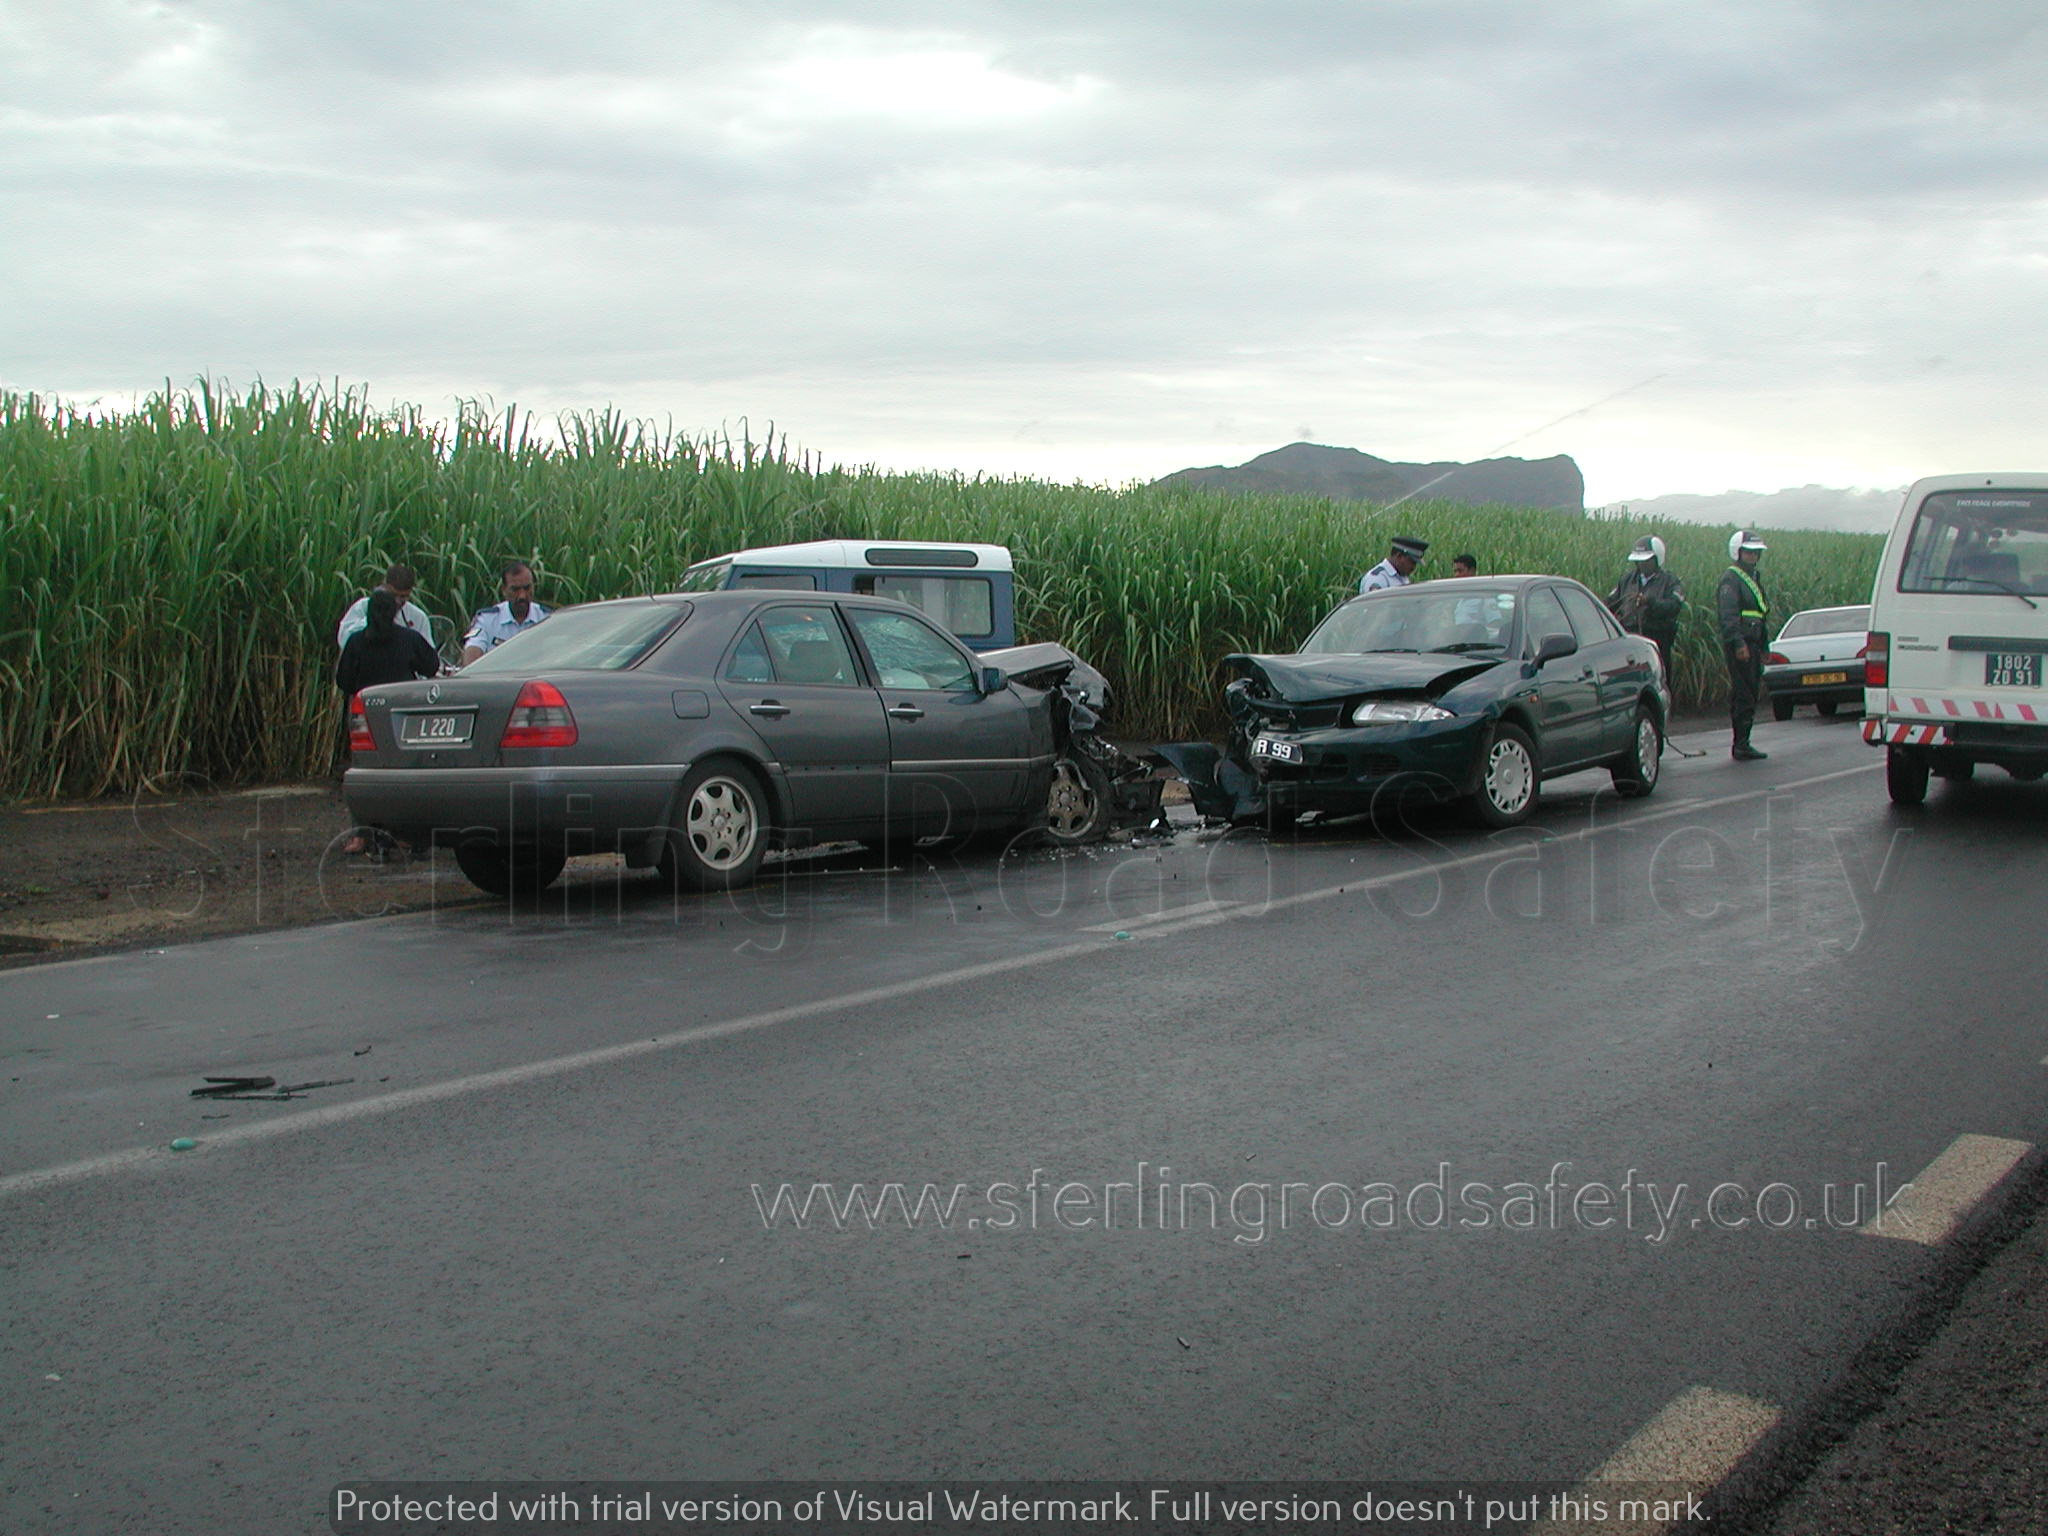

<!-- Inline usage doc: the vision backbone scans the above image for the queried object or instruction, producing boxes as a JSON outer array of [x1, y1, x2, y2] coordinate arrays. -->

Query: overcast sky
[[5, 0, 2043, 507]]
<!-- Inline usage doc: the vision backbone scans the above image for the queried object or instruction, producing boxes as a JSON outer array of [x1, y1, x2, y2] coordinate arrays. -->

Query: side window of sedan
[[847, 609, 976, 692], [1557, 585, 1622, 645], [1522, 587, 1574, 655], [725, 623, 775, 683], [756, 607, 861, 686]]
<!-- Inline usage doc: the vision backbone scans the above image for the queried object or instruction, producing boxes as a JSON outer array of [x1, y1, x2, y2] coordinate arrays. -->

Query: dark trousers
[[1725, 640, 1764, 742], [1644, 627, 1677, 685]]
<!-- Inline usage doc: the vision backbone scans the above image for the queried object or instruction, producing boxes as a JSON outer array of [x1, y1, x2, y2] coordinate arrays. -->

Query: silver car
[[343, 591, 1075, 895]]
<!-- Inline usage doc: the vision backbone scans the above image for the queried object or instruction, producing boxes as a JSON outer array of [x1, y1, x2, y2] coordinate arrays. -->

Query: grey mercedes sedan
[[343, 591, 1071, 896]]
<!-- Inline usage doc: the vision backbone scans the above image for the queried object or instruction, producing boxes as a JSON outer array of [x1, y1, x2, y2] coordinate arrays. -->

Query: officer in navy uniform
[[1358, 536, 1429, 594], [1717, 529, 1771, 760], [461, 559, 550, 664]]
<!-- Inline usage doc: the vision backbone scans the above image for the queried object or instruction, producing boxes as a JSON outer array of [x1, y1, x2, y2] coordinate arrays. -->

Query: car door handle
[[886, 704, 925, 721], [749, 702, 791, 718]]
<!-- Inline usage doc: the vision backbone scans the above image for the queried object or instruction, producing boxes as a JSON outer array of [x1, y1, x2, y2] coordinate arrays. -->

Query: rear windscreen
[[1777, 606, 1870, 639], [463, 604, 686, 672], [1899, 491, 2048, 596]]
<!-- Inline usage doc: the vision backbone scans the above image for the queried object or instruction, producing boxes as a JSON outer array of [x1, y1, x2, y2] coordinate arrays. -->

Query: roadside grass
[[1, 381, 1883, 798]]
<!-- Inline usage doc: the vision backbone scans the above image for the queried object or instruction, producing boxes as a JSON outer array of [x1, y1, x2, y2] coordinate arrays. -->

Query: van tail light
[[347, 692, 375, 753], [1765, 651, 1789, 666], [500, 680, 578, 748], [1865, 632, 1888, 688]]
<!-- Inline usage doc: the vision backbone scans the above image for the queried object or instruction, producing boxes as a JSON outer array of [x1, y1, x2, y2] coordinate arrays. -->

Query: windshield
[[1778, 605, 1870, 640], [463, 603, 686, 672], [1302, 586, 1519, 655], [1899, 491, 2048, 596], [675, 559, 731, 593]]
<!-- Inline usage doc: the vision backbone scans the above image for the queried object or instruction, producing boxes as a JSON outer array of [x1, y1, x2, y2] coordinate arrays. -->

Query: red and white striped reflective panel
[[1863, 718, 1943, 745], [1889, 692, 2043, 723]]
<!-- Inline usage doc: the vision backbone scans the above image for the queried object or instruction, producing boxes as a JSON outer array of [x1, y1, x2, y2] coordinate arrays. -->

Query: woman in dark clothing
[[335, 588, 440, 695]]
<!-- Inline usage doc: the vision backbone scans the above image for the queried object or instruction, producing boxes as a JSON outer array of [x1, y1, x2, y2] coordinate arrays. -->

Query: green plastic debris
[[169, 1138, 197, 1152]]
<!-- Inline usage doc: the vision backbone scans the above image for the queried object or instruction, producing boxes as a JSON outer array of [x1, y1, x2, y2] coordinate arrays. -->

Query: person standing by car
[[1606, 535, 1685, 682], [1718, 529, 1772, 761], [336, 589, 441, 697], [461, 560, 550, 664], [336, 563, 434, 649], [1451, 553, 1479, 578], [1358, 536, 1429, 593]]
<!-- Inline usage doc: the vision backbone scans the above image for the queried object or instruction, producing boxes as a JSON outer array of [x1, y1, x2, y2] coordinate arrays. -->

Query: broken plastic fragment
[[169, 1138, 197, 1151]]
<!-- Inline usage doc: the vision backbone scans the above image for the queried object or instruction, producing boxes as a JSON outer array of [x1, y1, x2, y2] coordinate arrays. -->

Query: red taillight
[[500, 680, 577, 748], [1865, 631, 1889, 687], [1765, 651, 1790, 666], [347, 692, 375, 753]]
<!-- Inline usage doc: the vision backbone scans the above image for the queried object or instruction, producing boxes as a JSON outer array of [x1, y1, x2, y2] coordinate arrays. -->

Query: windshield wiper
[[1936, 575, 2040, 610], [1429, 642, 1506, 654]]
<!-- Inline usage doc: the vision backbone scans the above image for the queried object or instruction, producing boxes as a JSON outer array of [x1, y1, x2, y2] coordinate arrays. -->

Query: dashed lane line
[[1858, 1133, 2034, 1246], [1529, 1386, 1782, 1536]]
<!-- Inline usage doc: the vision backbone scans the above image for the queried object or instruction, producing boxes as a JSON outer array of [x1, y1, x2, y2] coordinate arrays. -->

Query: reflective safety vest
[[1726, 565, 1768, 620]]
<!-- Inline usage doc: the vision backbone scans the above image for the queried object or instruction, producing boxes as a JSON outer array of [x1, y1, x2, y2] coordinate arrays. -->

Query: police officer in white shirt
[[461, 560, 550, 663], [336, 563, 435, 649], [1358, 536, 1429, 594]]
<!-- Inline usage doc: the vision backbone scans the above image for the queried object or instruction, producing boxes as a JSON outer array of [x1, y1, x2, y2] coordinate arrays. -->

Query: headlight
[[1350, 700, 1454, 724]]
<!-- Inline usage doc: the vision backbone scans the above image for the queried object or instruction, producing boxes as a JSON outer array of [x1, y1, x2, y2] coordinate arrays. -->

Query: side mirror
[[1532, 634, 1579, 667], [979, 666, 1007, 695]]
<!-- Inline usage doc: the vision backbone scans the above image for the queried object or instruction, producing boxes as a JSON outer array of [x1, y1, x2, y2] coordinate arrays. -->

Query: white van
[[1864, 473, 2048, 803]]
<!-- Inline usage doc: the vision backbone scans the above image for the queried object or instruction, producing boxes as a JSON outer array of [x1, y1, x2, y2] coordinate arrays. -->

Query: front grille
[[1246, 699, 1345, 730]]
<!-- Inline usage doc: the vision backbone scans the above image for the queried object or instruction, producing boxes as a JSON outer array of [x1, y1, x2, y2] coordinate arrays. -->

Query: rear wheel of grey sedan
[[1609, 706, 1662, 798], [1772, 697, 1796, 721], [1469, 723, 1539, 828], [453, 840, 567, 899], [660, 760, 769, 891]]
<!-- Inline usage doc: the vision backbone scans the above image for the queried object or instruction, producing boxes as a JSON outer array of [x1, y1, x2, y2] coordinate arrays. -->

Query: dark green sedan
[[1166, 576, 1669, 828]]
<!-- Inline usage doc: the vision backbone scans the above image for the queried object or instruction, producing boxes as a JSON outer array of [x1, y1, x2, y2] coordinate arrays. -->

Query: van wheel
[[1772, 698, 1796, 722], [659, 761, 769, 890], [454, 840, 567, 898], [1886, 746, 1930, 806]]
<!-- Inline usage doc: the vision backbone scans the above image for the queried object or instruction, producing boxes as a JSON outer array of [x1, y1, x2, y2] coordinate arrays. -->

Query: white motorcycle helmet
[[1728, 528, 1768, 559], [1627, 535, 1666, 564]]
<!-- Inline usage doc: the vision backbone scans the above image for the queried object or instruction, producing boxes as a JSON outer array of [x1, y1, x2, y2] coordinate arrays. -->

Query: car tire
[[659, 760, 770, 891], [1043, 752, 1113, 846], [1817, 698, 1840, 717], [1772, 697, 1796, 722], [1609, 706, 1662, 798], [1886, 745, 1930, 806], [1469, 723, 1539, 828], [454, 839, 567, 899]]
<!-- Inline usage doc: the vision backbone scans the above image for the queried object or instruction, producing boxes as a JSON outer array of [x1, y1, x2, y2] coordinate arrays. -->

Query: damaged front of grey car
[[1161, 577, 1669, 830]]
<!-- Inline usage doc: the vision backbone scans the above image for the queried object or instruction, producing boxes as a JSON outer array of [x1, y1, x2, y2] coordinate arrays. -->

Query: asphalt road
[[3, 714, 2043, 1535]]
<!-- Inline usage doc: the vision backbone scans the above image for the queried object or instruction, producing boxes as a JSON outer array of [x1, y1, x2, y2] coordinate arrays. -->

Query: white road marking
[[1081, 899, 1235, 933], [0, 761, 1880, 1196], [1530, 1385, 1781, 1536], [1859, 1133, 2033, 1245]]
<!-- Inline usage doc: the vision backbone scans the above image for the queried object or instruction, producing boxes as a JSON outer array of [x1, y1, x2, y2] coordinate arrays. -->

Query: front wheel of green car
[[1469, 724, 1539, 828]]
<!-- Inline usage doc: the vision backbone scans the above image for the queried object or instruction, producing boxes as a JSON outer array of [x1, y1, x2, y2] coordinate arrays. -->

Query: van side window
[[734, 573, 818, 590], [851, 574, 994, 638]]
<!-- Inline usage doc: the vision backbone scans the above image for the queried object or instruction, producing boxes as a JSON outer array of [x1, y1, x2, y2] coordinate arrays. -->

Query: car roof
[[682, 539, 1013, 573], [1346, 574, 1585, 594]]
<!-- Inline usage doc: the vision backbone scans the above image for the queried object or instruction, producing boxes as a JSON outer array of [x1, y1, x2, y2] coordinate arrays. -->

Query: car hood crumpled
[[1224, 651, 1505, 701]]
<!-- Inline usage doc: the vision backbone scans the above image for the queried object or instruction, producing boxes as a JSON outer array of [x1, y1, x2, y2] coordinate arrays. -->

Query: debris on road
[[168, 1138, 197, 1151], [190, 1076, 274, 1097]]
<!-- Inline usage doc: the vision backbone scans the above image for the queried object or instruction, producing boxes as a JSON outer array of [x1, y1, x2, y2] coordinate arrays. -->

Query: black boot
[[1732, 739, 1768, 761]]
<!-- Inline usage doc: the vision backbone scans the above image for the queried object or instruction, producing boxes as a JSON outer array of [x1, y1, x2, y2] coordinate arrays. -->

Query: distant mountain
[[1605, 485, 1906, 534], [1154, 442, 1585, 513]]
